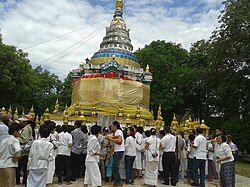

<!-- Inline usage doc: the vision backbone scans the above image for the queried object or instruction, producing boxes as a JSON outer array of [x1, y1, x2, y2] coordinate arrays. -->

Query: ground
[[16, 174, 250, 187]]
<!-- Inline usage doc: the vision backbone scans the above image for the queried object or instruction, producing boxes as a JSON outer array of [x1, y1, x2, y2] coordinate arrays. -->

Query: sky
[[0, 0, 223, 79]]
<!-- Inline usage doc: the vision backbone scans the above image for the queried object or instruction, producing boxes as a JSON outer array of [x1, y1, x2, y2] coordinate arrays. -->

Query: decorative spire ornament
[[14, 108, 18, 121], [53, 98, 60, 113]]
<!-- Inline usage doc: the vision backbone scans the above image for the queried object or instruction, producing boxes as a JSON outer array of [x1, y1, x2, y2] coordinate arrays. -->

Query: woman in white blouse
[[84, 125, 104, 187], [216, 134, 235, 187]]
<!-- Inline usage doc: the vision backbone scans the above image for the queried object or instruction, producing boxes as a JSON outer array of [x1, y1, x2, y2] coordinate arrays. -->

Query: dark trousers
[[112, 151, 124, 185], [193, 158, 206, 187], [125, 155, 135, 183], [80, 153, 87, 178], [16, 155, 28, 185], [162, 152, 177, 186], [71, 152, 81, 181], [57, 155, 71, 183], [187, 158, 194, 180]]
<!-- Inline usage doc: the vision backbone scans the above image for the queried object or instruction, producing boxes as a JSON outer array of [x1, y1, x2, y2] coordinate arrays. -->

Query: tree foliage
[[0, 41, 62, 114]]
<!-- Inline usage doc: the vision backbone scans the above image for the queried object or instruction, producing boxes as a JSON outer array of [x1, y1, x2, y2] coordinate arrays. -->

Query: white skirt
[[46, 160, 55, 184], [144, 161, 159, 185], [27, 168, 48, 187], [133, 151, 142, 169], [84, 161, 102, 187]]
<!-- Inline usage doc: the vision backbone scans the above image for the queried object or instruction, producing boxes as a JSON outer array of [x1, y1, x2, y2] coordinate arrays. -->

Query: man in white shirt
[[0, 123, 22, 187], [160, 126, 177, 186], [27, 125, 54, 187], [106, 121, 125, 186], [57, 125, 73, 185], [191, 128, 207, 187]]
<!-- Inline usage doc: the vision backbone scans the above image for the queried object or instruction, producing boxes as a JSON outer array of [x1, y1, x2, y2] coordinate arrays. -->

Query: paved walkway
[[16, 174, 250, 187]]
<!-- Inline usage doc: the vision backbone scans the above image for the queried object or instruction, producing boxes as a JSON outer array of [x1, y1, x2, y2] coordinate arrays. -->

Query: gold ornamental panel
[[72, 78, 150, 109]]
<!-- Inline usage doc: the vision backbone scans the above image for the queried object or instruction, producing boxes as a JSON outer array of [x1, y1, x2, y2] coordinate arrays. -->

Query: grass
[[235, 159, 250, 178]]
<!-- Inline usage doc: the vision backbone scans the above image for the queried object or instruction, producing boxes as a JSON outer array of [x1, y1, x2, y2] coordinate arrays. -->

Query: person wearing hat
[[16, 114, 34, 185]]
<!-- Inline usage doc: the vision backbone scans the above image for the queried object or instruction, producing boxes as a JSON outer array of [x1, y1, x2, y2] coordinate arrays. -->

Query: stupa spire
[[114, 0, 123, 18]]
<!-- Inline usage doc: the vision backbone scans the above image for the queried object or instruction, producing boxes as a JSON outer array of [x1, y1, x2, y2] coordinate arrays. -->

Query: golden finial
[[79, 61, 84, 68], [53, 98, 60, 113], [91, 106, 97, 116], [64, 105, 68, 115], [173, 113, 177, 121], [118, 106, 123, 117], [77, 110, 86, 121], [136, 106, 141, 118], [40, 115, 44, 125], [14, 108, 18, 120], [116, 0, 123, 11], [189, 115, 192, 122], [157, 105, 163, 121], [22, 109, 25, 118], [171, 113, 178, 132], [63, 105, 69, 124], [156, 105, 164, 131], [29, 105, 35, 118], [44, 108, 50, 121], [146, 64, 150, 72], [1, 107, 6, 117], [35, 115, 39, 125], [8, 106, 12, 114], [125, 114, 132, 125], [75, 102, 80, 115]]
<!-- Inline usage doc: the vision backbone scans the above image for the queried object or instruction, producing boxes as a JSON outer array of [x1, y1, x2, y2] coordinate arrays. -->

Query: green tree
[[60, 71, 74, 108], [0, 33, 62, 115], [209, 0, 250, 120], [30, 66, 62, 114], [0, 42, 34, 110]]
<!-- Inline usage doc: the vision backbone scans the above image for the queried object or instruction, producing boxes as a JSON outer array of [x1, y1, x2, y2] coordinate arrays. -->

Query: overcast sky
[[0, 0, 223, 79]]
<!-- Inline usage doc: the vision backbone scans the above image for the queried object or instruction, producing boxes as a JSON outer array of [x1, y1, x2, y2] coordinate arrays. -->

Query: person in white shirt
[[133, 126, 144, 178], [0, 121, 9, 143], [124, 127, 136, 184], [207, 136, 219, 181], [160, 126, 177, 186], [57, 125, 73, 185], [226, 134, 238, 160], [216, 134, 235, 187], [0, 123, 22, 187], [144, 128, 161, 186], [45, 121, 59, 187], [27, 125, 54, 187], [84, 125, 104, 187], [191, 128, 207, 187], [105, 120, 125, 186]]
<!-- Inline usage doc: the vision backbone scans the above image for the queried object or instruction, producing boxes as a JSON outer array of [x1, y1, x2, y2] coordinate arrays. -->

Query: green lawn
[[235, 159, 250, 178]]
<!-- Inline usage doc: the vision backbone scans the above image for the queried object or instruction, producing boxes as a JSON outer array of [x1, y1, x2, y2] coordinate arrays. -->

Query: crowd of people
[[0, 114, 238, 187]]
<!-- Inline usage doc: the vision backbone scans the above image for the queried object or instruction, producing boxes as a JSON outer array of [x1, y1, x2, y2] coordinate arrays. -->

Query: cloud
[[0, 0, 223, 79]]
